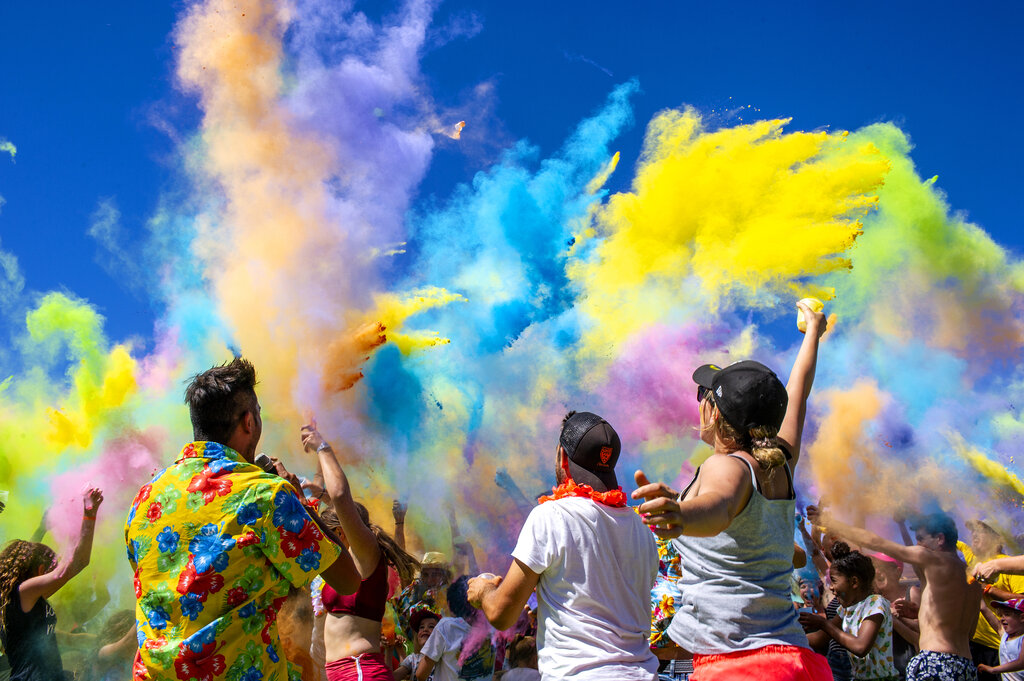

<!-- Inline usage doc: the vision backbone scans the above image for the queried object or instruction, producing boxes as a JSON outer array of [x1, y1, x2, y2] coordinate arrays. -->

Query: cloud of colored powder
[[0, 0, 1022, 621]]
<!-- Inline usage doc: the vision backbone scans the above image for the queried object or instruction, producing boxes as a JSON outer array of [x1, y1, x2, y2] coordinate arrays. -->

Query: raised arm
[[301, 425, 380, 579], [807, 506, 931, 568], [265, 457, 361, 595], [777, 301, 827, 469], [20, 489, 102, 612], [392, 500, 407, 552], [454, 539, 479, 576], [798, 516, 830, 578], [891, 512, 924, 582], [494, 468, 535, 516]]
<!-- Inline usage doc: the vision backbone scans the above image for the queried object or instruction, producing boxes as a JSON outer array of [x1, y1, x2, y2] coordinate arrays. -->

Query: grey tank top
[[667, 454, 810, 654]]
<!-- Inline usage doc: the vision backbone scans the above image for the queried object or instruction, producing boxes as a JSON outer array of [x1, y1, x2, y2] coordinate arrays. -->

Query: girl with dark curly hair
[[0, 488, 103, 681], [800, 542, 899, 681]]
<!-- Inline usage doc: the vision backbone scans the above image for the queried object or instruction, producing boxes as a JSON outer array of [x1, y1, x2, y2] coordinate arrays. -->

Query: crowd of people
[[2, 303, 1024, 680]]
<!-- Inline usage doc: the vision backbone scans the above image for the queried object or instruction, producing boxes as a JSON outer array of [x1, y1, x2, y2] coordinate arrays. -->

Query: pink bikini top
[[321, 555, 389, 622]]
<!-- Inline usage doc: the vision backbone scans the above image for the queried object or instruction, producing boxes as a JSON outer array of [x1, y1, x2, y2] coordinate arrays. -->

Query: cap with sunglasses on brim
[[559, 411, 621, 492], [693, 360, 788, 432]]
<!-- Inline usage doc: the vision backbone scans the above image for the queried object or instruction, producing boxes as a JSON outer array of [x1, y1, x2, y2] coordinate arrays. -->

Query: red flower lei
[[539, 457, 628, 507]]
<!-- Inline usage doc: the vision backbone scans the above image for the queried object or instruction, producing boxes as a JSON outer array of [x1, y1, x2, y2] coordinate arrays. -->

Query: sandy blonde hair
[[705, 401, 786, 478]]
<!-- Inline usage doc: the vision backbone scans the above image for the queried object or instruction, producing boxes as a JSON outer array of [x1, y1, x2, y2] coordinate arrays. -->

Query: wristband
[[316, 441, 330, 454], [83, 515, 96, 521], [983, 583, 993, 594]]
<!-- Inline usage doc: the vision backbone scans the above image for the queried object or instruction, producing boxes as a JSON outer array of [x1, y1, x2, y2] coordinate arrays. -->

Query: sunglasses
[[697, 385, 710, 403]]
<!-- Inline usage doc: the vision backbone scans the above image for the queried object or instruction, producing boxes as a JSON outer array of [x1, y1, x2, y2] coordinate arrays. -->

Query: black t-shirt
[[3, 593, 65, 681]]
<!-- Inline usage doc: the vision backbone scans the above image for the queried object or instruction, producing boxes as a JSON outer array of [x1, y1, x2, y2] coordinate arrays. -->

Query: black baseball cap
[[693, 360, 788, 432], [558, 411, 620, 492]]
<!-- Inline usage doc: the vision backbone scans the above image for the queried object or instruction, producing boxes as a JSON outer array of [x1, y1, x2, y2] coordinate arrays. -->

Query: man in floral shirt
[[126, 358, 358, 681]]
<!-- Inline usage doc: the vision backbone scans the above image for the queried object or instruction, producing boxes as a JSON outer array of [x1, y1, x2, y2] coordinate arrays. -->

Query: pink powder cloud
[[47, 428, 166, 549]]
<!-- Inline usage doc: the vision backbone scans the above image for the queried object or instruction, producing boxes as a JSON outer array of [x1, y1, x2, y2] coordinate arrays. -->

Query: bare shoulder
[[699, 453, 753, 481], [922, 549, 970, 580]]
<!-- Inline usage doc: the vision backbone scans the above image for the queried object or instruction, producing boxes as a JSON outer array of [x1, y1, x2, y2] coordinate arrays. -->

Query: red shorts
[[325, 652, 393, 681], [692, 645, 832, 681]]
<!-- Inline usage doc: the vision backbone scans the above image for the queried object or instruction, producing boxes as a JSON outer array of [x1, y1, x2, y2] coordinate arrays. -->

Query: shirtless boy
[[808, 507, 982, 681]]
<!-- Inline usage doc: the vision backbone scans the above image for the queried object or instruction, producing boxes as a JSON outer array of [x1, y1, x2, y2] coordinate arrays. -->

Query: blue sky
[[1, 0, 1021, 346]]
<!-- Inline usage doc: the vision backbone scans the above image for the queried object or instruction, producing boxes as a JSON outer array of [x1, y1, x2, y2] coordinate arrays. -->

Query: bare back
[[916, 549, 981, 658]]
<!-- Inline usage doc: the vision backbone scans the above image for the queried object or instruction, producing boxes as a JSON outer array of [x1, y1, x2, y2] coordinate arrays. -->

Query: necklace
[[539, 473, 627, 507]]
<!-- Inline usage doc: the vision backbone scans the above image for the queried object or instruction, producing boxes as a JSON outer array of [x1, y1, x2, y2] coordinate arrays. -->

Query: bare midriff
[[324, 612, 382, 662]]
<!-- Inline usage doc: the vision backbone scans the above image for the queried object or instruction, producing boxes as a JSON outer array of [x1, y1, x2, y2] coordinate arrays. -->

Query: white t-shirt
[[421, 616, 495, 681], [1000, 631, 1024, 681], [512, 497, 659, 680]]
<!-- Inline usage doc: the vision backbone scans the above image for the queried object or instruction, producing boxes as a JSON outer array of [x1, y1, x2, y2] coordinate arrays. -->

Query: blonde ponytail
[[712, 413, 785, 478], [748, 425, 785, 475]]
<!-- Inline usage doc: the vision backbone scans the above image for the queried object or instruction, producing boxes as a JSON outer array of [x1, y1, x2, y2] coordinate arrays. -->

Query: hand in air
[[301, 425, 326, 453], [83, 488, 104, 517], [796, 300, 827, 338], [797, 611, 827, 632], [804, 504, 829, 528], [392, 500, 407, 523], [466, 574, 502, 608], [632, 470, 679, 502], [633, 471, 684, 539], [494, 468, 516, 491]]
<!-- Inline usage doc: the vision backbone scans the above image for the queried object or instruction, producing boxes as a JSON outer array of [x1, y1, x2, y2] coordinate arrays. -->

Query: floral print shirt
[[649, 533, 683, 649], [391, 579, 450, 641], [125, 441, 341, 681]]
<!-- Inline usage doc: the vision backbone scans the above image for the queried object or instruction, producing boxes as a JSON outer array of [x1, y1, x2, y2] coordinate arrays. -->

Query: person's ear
[[241, 410, 255, 435]]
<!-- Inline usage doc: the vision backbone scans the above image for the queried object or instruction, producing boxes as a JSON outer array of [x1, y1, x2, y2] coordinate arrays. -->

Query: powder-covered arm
[[19, 488, 103, 612]]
